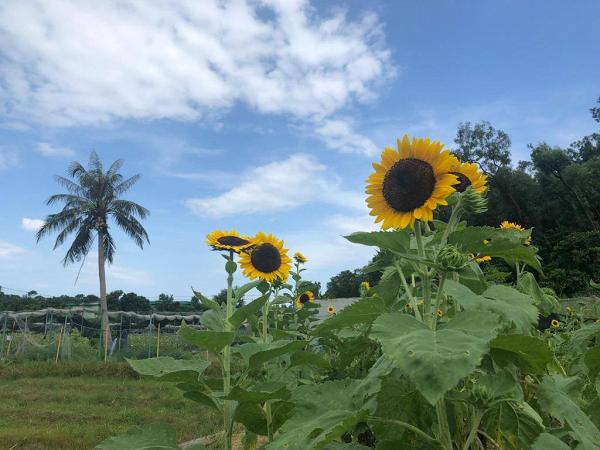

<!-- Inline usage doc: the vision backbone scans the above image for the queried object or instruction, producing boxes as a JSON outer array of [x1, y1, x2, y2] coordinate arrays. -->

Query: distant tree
[[213, 288, 244, 308], [120, 292, 151, 312], [155, 293, 179, 311], [531, 143, 599, 230], [454, 121, 512, 175], [325, 270, 362, 298], [36, 151, 150, 345]]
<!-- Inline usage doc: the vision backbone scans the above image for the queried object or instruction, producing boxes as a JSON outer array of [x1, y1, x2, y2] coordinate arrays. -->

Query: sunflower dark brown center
[[382, 158, 436, 212], [250, 243, 281, 273], [217, 235, 250, 247], [299, 293, 310, 304], [449, 171, 472, 193]]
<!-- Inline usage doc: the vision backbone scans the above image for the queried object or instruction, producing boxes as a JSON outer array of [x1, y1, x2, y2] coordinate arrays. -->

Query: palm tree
[[37, 151, 149, 352]]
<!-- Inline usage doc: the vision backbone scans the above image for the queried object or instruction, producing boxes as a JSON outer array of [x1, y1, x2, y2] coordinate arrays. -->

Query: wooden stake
[[156, 323, 161, 357]]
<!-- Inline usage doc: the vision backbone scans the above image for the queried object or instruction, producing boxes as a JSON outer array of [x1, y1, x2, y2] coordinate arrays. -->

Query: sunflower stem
[[222, 253, 235, 450], [262, 288, 272, 343], [441, 199, 462, 247], [432, 274, 446, 331], [435, 398, 453, 450], [462, 408, 484, 450], [415, 222, 432, 325], [394, 260, 422, 322]]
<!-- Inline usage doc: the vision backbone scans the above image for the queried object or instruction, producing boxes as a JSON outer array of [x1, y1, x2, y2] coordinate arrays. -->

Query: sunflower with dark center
[[500, 220, 532, 245], [447, 159, 488, 194], [240, 232, 291, 283], [295, 290, 315, 308], [206, 229, 253, 252], [366, 135, 458, 229], [326, 305, 335, 315], [293, 251, 308, 264]]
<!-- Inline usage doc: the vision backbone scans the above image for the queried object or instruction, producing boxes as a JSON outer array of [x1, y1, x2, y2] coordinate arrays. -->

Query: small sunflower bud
[[460, 187, 488, 215], [436, 245, 469, 272]]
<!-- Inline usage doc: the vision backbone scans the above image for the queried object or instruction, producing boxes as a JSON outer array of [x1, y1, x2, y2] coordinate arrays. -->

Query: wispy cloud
[[184, 153, 363, 217], [36, 142, 75, 158], [0, 240, 26, 258], [0, 0, 392, 155], [21, 218, 45, 232], [0, 147, 19, 170], [315, 118, 379, 156]]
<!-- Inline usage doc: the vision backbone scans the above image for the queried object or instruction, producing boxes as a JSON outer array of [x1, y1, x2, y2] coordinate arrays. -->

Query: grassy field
[[0, 361, 221, 450]]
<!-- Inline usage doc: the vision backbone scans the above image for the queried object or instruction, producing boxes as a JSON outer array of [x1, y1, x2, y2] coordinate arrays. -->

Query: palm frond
[[113, 175, 140, 195], [68, 161, 87, 179], [62, 224, 94, 266], [109, 199, 150, 219], [36, 208, 84, 242], [103, 232, 117, 264], [107, 159, 124, 177], [46, 194, 91, 209], [112, 212, 150, 249], [54, 175, 86, 197], [89, 151, 103, 173], [52, 217, 84, 250]]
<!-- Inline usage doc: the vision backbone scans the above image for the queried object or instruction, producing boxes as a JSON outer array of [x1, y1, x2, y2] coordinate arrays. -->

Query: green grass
[[0, 361, 220, 450]]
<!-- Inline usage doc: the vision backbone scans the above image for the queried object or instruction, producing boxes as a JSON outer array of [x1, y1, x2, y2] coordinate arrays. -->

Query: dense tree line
[[326, 97, 600, 298]]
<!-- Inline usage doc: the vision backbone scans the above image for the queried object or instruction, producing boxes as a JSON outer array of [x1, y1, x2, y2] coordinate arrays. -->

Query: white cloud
[[0, 240, 26, 258], [107, 265, 153, 285], [184, 153, 363, 217], [21, 218, 45, 232], [36, 142, 74, 157], [315, 118, 379, 156], [0, 148, 19, 170], [0, 0, 391, 142], [325, 213, 379, 236]]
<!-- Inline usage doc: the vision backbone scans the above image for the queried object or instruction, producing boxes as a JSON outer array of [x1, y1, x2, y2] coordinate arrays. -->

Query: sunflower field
[[98, 136, 600, 450]]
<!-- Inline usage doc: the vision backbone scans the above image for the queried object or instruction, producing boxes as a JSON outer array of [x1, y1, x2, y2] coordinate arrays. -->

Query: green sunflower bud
[[460, 187, 488, 215], [436, 244, 469, 272]]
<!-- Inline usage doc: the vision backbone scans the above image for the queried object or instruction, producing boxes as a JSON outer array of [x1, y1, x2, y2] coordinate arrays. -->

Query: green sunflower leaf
[[517, 272, 560, 315], [228, 293, 269, 328], [236, 340, 305, 369], [482, 401, 544, 450], [178, 324, 235, 353], [448, 226, 542, 273], [311, 296, 385, 336], [537, 375, 600, 449], [234, 280, 262, 299], [265, 380, 371, 450], [372, 311, 499, 404], [490, 335, 553, 375], [444, 279, 538, 333], [371, 373, 436, 447], [191, 287, 222, 312], [125, 357, 210, 382], [223, 385, 290, 403], [344, 230, 410, 253], [289, 350, 331, 370], [584, 346, 600, 380], [96, 423, 199, 450], [532, 433, 571, 450]]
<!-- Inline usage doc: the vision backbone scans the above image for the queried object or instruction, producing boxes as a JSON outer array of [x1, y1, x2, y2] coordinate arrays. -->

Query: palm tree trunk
[[98, 231, 111, 359]]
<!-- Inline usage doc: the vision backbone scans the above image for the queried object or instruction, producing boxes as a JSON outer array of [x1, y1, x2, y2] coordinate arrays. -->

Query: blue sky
[[1, 0, 599, 300]]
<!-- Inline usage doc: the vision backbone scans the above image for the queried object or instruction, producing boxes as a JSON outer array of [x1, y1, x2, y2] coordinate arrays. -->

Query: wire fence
[[0, 308, 206, 363]]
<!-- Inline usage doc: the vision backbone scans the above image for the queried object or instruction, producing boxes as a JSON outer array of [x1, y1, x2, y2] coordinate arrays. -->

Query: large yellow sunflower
[[500, 221, 532, 245], [240, 232, 291, 283], [448, 160, 488, 194], [366, 135, 458, 229], [295, 290, 315, 308], [206, 230, 253, 252]]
